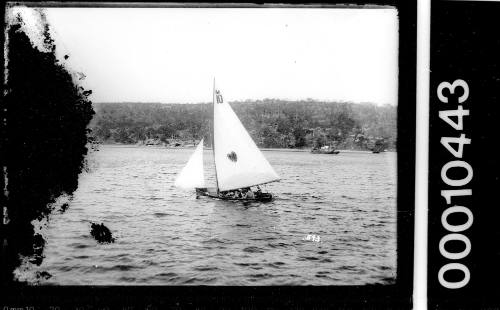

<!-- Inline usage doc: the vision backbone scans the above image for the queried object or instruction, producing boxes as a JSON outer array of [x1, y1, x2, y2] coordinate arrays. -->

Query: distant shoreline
[[94, 143, 396, 153], [89, 101, 397, 152]]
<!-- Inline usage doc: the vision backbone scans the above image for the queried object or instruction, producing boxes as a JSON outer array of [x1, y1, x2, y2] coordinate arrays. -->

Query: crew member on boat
[[219, 188, 256, 199], [230, 190, 237, 199], [242, 187, 254, 199], [255, 186, 262, 197]]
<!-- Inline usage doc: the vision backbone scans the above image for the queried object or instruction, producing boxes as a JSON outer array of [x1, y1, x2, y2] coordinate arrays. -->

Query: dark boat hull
[[195, 188, 274, 202]]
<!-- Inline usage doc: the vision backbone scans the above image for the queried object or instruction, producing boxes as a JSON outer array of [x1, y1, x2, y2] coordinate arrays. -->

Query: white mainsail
[[174, 139, 205, 189], [213, 83, 280, 191]]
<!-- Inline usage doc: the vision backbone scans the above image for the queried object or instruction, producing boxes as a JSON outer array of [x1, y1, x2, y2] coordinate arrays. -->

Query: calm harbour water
[[16, 145, 397, 285]]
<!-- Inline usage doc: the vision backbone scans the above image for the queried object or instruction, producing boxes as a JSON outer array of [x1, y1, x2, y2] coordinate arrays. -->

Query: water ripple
[[17, 146, 397, 285]]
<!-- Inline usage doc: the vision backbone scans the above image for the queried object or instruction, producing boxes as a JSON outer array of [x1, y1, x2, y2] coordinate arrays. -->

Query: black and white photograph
[[1, 2, 417, 308]]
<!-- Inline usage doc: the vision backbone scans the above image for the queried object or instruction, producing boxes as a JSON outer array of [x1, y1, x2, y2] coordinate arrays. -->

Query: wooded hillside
[[90, 100, 397, 150]]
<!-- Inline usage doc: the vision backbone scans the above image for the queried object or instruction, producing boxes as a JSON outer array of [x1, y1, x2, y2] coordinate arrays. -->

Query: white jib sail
[[213, 83, 280, 192], [174, 139, 205, 189]]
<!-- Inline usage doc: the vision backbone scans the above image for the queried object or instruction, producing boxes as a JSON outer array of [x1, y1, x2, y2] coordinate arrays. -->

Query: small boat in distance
[[174, 80, 280, 202], [311, 145, 339, 154], [371, 138, 387, 153]]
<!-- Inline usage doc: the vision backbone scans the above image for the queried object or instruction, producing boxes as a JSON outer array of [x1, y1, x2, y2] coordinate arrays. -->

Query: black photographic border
[[1, 1, 416, 308], [428, 1, 500, 308]]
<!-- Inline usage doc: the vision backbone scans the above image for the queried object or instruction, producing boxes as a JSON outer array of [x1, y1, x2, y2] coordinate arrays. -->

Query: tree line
[[90, 100, 397, 151]]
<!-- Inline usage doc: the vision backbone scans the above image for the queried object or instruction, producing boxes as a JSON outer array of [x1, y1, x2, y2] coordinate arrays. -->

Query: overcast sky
[[40, 7, 398, 105]]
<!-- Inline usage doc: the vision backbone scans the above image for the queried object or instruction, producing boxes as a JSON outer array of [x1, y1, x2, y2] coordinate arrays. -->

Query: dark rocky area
[[90, 223, 115, 244], [1, 11, 94, 283]]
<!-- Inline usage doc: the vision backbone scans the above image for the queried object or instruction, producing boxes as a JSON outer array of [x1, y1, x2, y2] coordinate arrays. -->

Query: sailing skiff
[[174, 80, 280, 202]]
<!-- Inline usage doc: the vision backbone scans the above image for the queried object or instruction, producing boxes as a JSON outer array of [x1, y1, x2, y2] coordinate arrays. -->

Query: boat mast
[[212, 78, 219, 194]]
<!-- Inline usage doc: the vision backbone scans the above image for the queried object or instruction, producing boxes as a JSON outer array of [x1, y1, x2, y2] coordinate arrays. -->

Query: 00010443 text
[[436, 79, 474, 289]]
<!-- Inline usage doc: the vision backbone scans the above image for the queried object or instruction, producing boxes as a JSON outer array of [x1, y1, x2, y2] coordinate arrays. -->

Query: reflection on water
[[15, 145, 397, 285]]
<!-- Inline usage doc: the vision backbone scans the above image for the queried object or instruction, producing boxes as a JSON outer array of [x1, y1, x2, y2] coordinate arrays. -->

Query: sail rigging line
[[212, 78, 219, 193]]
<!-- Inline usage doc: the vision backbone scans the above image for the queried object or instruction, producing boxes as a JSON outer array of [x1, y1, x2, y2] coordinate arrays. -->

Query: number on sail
[[216, 90, 223, 104]]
